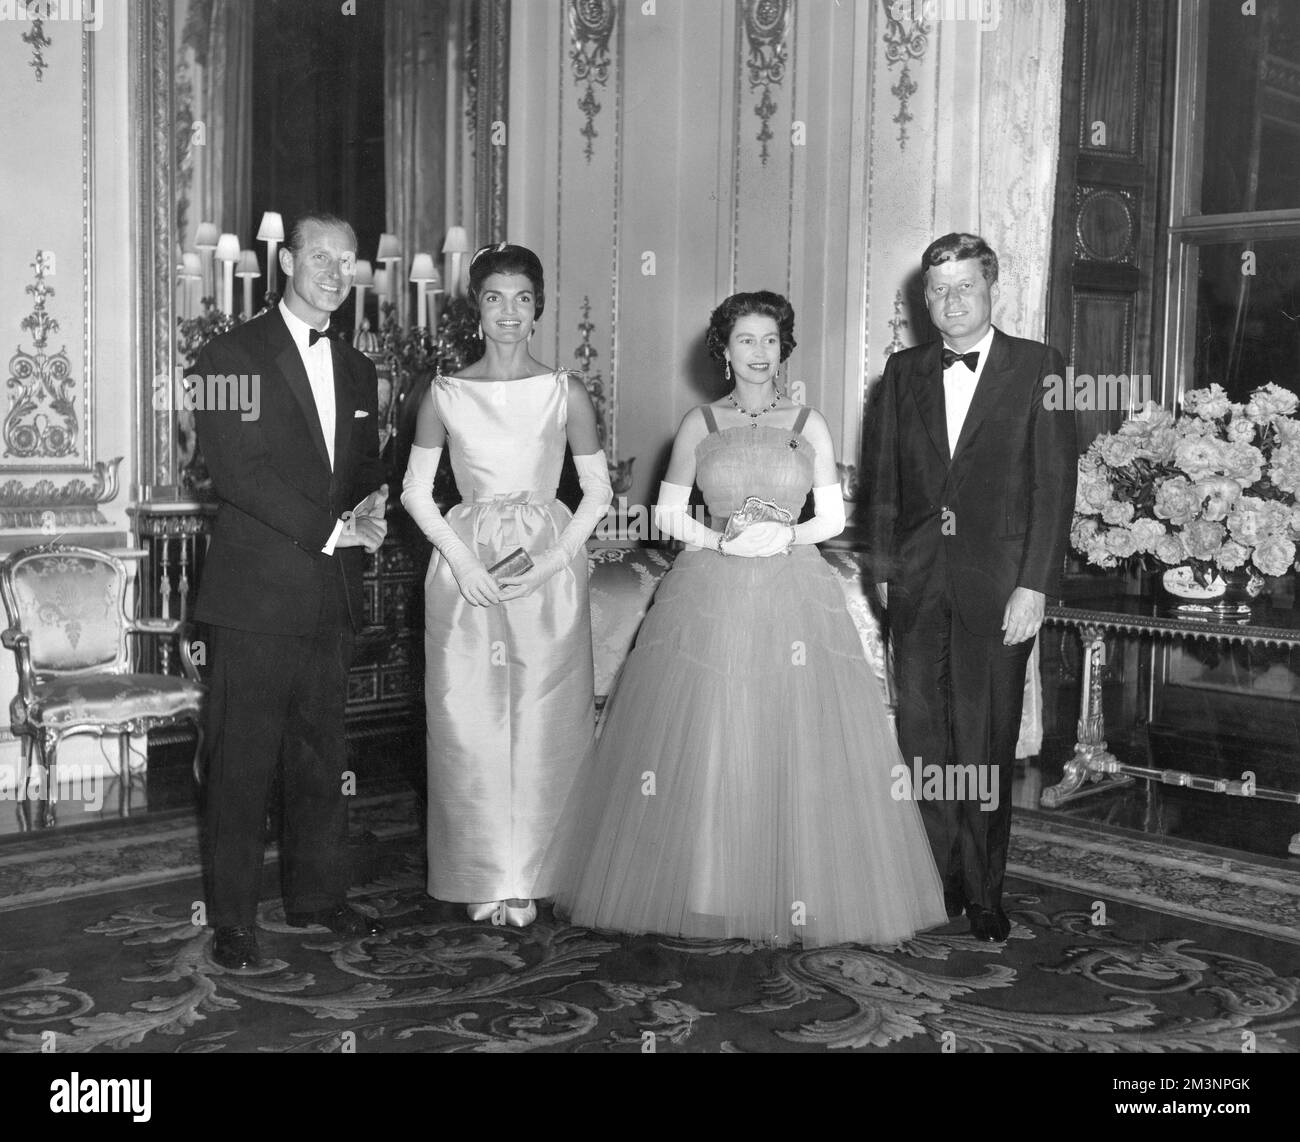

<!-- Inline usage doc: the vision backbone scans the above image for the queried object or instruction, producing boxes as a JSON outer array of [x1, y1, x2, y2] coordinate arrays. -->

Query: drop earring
[[725, 360, 732, 382], [476, 322, 484, 340]]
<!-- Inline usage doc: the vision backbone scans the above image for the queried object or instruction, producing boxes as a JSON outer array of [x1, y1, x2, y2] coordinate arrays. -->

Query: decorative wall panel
[[0, 7, 125, 534]]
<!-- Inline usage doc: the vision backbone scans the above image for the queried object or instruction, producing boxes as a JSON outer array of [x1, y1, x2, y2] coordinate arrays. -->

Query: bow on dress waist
[[465, 489, 558, 551]]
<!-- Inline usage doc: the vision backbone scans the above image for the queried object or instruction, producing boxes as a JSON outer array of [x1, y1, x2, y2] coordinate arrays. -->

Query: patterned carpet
[[1, 796, 1298, 1054], [2, 796, 1300, 1056]]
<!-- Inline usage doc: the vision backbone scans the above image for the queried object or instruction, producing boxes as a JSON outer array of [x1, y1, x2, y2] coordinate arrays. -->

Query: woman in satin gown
[[545, 291, 947, 947], [400, 244, 612, 928]]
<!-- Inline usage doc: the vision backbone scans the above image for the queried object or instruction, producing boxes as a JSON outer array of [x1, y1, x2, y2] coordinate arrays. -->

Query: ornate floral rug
[[1, 802, 1298, 1053]]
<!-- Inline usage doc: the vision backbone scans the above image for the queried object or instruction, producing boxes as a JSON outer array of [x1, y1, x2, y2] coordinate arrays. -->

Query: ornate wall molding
[[741, 0, 792, 166], [567, 0, 615, 163], [20, 11, 51, 80], [1074, 185, 1137, 264], [7, 254, 77, 461], [132, 0, 179, 493], [0, 458, 121, 529], [880, 0, 928, 149], [2, 20, 98, 493], [473, 0, 510, 243], [885, 288, 909, 357]]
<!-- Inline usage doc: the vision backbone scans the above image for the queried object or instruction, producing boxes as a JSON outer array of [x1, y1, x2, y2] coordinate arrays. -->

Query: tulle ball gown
[[423, 370, 594, 904], [547, 409, 947, 948]]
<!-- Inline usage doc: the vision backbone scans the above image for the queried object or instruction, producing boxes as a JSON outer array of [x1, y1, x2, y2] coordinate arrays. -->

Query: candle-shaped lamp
[[195, 221, 219, 304], [352, 259, 374, 337], [376, 232, 402, 325], [257, 211, 285, 299], [215, 232, 240, 317], [409, 253, 437, 330], [235, 249, 261, 321], [442, 226, 471, 299]]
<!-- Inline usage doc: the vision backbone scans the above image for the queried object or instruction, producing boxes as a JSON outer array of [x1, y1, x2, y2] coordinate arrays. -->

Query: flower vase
[[1159, 565, 1267, 617]]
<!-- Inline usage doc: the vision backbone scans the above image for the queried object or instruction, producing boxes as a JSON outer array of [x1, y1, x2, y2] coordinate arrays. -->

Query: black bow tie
[[308, 327, 335, 346], [941, 348, 979, 372]]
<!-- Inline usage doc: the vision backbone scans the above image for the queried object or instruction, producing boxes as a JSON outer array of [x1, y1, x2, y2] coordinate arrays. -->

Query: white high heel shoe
[[467, 901, 503, 922], [503, 900, 537, 928]]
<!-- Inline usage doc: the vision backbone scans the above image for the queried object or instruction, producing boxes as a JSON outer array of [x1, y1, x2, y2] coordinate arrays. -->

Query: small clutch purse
[[487, 546, 534, 583], [723, 496, 794, 541]]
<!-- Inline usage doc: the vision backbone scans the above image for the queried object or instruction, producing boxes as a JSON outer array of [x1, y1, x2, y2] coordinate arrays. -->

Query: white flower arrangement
[[1071, 384, 1300, 582]]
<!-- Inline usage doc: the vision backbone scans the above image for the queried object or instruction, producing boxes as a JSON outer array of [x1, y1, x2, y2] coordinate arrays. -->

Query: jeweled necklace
[[729, 388, 780, 427]]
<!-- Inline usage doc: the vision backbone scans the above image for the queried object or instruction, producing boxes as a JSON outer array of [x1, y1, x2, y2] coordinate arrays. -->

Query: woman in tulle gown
[[546, 291, 946, 947], [400, 244, 612, 928]]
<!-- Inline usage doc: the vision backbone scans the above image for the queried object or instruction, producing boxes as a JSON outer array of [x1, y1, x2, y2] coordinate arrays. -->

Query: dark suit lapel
[[265, 309, 332, 472], [951, 328, 1015, 471], [908, 342, 950, 465]]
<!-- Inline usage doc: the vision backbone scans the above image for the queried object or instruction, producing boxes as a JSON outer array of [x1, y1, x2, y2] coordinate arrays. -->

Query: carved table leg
[[1041, 624, 1124, 808]]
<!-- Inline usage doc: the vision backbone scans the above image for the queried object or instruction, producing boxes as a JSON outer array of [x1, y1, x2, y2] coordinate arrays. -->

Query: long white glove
[[652, 481, 724, 551], [723, 484, 847, 557], [401, 444, 500, 606], [795, 483, 847, 544], [498, 451, 613, 597]]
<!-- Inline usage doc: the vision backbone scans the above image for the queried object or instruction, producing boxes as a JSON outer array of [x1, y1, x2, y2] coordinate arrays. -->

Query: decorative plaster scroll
[[21, 11, 52, 81], [741, 0, 791, 166], [0, 458, 121, 529], [7, 254, 78, 461], [880, 0, 929, 149], [568, 0, 616, 163]]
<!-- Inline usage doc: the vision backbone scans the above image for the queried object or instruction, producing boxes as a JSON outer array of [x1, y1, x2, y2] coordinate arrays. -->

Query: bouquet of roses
[[1071, 383, 1300, 584]]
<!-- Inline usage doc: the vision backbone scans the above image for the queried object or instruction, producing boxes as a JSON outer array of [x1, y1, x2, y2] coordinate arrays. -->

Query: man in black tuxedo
[[193, 212, 389, 969], [862, 233, 1076, 941]]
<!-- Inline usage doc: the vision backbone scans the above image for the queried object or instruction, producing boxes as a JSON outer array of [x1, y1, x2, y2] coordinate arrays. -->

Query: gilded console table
[[1040, 595, 1300, 855]]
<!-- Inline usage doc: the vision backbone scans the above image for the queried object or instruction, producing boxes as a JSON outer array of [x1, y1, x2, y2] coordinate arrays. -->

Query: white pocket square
[[354, 409, 370, 418]]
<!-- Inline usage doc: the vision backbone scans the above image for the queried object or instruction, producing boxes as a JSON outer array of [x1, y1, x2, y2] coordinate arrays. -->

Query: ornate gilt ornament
[[886, 288, 909, 357], [568, 0, 616, 163], [573, 296, 633, 495], [7, 253, 78, 461], [881, 0, 929, 149], [21, 9, 52, 81], [574, 295, 609, 449], [742, 0, 791, 166]]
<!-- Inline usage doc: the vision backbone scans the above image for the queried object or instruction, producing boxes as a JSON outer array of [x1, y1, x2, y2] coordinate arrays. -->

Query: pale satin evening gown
[[423, 370, 595, 903], [545, 406, 947, 947]]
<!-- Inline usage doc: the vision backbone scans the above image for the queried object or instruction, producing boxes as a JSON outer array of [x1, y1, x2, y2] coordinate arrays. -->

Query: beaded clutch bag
[[722, 496, 794, 541]]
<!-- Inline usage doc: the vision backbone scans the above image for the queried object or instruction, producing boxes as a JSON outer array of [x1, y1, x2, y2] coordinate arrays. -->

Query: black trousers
[[892, 590, 1032, 911], [202, 571, 354, 928]]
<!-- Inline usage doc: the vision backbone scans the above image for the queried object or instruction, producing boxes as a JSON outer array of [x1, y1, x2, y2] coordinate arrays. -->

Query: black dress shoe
[[212, 925, 261, 969], [966, 904, 1011, 942], [285, 903, 385, 936], [943, 888, 966, 920]]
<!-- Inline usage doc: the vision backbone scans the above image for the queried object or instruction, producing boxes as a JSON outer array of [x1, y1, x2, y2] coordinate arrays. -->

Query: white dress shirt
[[942, 325, 995, 456], [279, 301, 345, 554]]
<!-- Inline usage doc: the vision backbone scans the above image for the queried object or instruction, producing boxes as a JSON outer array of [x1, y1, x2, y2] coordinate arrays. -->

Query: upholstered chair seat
[[0, 544, 205, 829]]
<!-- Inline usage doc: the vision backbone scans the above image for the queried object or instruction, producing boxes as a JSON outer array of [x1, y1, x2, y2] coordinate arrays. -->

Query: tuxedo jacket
[[193, 308, 387, 637], [861, 328, 1077, 636]]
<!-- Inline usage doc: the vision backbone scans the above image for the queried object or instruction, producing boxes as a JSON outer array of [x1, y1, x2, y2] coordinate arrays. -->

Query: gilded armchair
[[0, 544, 205, 828]]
